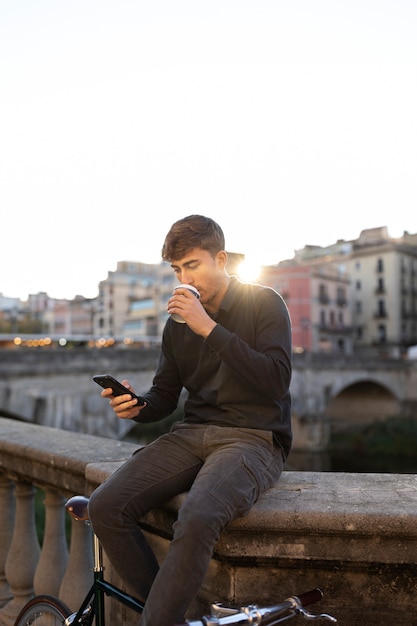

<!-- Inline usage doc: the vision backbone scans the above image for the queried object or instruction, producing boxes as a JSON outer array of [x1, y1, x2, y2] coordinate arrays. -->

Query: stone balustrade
[[0, 416, 417, 626]]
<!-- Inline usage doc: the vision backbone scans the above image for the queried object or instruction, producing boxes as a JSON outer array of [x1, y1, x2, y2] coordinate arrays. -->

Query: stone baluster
[[0, 475, 14, 608], [59, 513, 93, 611], [0, 481, 40, 626], [33, 490, 69, 597]]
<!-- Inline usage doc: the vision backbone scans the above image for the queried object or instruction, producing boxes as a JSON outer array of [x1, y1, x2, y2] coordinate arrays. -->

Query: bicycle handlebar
[[294, 587, 324, 607], [181, 588, 337, 625]]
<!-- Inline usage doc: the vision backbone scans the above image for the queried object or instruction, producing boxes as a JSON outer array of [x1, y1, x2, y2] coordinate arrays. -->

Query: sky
[[1, 0, 416, 301]]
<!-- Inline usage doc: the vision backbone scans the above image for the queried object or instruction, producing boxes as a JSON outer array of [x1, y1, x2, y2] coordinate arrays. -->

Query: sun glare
[[237, 259, 262, 283]]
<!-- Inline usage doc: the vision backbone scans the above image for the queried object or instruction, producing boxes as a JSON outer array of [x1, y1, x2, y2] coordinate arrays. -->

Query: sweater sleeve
[[204, 288, 292, 402]]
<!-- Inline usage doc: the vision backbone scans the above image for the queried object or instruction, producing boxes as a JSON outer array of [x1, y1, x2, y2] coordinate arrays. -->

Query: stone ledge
[[136, 471, 417, 566], [84, 435, 417, 569]]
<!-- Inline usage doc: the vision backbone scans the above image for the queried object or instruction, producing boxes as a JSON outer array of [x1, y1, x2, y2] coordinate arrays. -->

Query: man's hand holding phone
[[93, 374, 146, 420]]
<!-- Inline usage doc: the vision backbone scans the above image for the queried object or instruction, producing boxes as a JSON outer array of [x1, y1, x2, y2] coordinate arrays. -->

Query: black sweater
[[135, 276, 293, 458]]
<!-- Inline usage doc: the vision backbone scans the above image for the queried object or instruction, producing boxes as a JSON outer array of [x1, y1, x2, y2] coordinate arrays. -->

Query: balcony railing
[[317, 323, 353, 334], [373, 310, 388, 319], [318, 294, 330, 305]]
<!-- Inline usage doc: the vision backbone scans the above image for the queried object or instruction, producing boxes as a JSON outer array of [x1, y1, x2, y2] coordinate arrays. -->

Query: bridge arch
[[324, 378, 401, 432], [329, 372, 400, 400]]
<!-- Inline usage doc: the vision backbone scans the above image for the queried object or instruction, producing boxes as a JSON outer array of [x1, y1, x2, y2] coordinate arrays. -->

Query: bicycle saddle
[[65, 495, 90, 521]]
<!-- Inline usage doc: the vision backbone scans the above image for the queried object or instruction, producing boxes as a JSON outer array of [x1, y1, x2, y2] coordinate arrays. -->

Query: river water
[[126, 421, 417, 474], [286, 449, 417, 474]]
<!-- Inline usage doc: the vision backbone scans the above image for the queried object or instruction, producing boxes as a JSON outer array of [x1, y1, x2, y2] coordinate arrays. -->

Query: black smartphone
[[93, 374, 146, 406]]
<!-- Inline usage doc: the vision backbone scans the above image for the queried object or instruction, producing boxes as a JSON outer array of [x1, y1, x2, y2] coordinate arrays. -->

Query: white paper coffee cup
[[171, 284, 200, 323]]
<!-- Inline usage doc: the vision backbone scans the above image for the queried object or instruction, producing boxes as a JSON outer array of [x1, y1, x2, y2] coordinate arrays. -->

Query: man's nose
[[179, 271, 191, 284]]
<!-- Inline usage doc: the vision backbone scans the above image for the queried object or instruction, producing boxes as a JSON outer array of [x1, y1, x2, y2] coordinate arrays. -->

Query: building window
[[336, 287, 346, 306], [356, 301, 362, 314], [377, 300, 386, 318], [356, 280, 361, 290], [377, 324, 386, 342], [376, 258, 384, 273], [319, 284, 329, 304], [376, 277, 385, 294]]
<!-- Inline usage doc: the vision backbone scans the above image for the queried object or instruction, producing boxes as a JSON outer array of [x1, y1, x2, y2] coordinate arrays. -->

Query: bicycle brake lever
[[296, 606, 337, 622], [210, 602, 240, 617]]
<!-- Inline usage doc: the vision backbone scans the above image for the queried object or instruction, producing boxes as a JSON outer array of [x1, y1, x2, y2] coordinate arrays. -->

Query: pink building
[[260, 261, 353, 354]]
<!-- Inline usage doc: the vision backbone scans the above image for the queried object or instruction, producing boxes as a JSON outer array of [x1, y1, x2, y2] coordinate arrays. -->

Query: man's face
[[170, 248, 228, 312]]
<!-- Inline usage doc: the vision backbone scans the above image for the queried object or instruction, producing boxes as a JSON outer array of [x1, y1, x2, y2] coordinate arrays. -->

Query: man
[[88, 215, 292, 626]]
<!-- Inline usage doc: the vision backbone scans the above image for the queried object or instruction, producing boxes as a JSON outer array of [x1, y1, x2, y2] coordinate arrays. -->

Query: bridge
[[1, 348, 416, 450]]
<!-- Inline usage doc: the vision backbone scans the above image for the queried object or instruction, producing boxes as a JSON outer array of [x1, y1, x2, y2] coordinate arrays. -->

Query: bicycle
[[14, 495, 337, 625]]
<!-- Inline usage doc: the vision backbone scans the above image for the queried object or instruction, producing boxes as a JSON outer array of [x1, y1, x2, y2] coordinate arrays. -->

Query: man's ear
[[216, 250, 228, 269]]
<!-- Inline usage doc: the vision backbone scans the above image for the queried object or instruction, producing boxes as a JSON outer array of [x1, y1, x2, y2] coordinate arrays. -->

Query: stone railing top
[[0, 416, 137, 494]]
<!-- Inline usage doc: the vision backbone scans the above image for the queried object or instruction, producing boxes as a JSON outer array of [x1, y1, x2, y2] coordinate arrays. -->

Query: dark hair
[[162, 215, 225, 262]]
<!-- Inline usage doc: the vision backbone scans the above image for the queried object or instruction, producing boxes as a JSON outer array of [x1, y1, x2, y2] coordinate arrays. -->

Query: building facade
[[348, 227, 417, 355], [2, 228, 416, 355], [263, 227, 417, 356], [261, 261, 353, 354], [93, 261, 174, 340]]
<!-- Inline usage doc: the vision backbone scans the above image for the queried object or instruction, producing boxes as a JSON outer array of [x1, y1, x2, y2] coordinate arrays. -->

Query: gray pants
[[88, 423, 284, 626]]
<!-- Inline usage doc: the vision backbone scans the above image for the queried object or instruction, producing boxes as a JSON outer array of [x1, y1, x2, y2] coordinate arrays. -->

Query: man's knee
[[174, 497, 231, 545], [88, 484, 111, 531]]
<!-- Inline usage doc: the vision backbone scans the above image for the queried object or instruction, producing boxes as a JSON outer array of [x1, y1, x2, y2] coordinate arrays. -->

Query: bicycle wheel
[[14, 595, 71, 626]]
